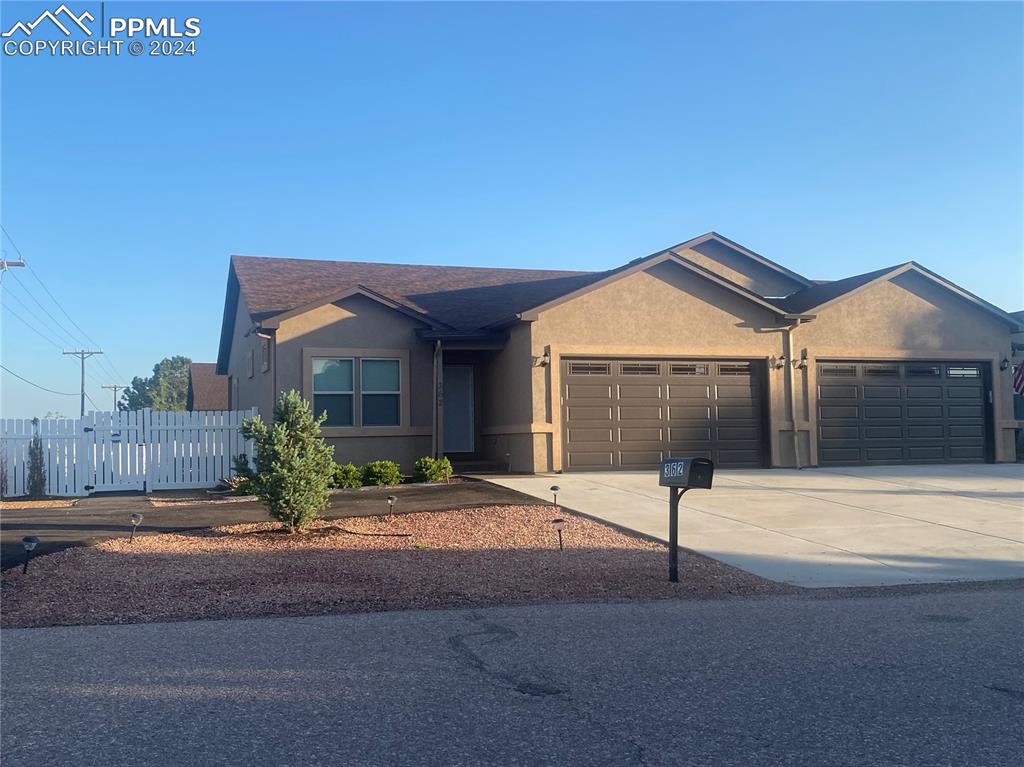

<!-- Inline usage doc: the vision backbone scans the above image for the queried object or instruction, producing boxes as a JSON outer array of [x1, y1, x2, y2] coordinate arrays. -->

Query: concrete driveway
[[483, 465, 1024, 587]]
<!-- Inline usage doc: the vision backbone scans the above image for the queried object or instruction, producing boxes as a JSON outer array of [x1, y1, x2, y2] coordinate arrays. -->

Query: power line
[[2, 283, 81, 348], [2, 303, 65, 350], [1, 226, 130, 382], [5, 269, 86, 348], [63, 350, 103, 418], [0, 364, 78, 396]]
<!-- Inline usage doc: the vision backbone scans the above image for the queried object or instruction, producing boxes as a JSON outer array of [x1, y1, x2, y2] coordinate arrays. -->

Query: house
[[216, 232, 1023, 471], [187, 362, 229, 411]]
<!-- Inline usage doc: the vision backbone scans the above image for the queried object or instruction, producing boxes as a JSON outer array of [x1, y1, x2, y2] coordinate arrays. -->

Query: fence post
[[142, 408, 153, 494]]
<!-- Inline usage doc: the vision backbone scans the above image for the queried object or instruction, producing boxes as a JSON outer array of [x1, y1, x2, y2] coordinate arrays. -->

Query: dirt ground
[[0, 505, 795, 628]]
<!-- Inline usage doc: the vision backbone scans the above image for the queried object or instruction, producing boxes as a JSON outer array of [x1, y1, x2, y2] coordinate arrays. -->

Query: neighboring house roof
[[188, 363, 229, 411]]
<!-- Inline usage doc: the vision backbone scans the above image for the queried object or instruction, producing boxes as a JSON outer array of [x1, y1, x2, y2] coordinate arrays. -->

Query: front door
[[443, 365, 475, 453]]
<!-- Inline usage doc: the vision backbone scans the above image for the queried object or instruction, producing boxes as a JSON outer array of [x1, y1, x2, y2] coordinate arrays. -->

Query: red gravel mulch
[[1, 505, 795, 628]]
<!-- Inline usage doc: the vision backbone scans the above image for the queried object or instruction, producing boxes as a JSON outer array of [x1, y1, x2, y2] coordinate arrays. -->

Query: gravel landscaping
[[0, 499, 79, 510], [0, 505, 794, 627]]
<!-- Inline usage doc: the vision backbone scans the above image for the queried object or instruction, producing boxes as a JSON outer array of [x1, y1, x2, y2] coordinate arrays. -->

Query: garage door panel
[[817, 360, 988, 466], [565, 384, 613, 400], [618, 384, 662, 399], [567, 406, 613, 421], [564, 358, 766, 470]]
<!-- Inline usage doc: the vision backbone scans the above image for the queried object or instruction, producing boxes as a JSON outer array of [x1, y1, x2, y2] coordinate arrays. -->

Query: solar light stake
[[505, 452, 512, 474], [551, 518, 565, 551], [21, 536, 38, 574], [129, 513, 143, 543], [386, 495, 397, 515], [550, 485, 560, 508]]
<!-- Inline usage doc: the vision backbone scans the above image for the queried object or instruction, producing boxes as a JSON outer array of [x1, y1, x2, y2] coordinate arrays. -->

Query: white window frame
[[359, 357, 402, 428], [312, 357, 355, 427]]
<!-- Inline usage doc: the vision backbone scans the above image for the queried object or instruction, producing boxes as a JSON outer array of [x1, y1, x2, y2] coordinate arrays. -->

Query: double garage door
[[817, 361, 990, 465], [561, 358, 767, 470]]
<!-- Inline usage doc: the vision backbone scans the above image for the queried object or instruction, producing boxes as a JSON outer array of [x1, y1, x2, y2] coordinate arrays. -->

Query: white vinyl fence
[[1, 409, 258, 497]]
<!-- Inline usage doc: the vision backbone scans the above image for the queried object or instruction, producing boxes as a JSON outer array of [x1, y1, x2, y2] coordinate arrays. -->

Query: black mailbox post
[[659, 457, 714, 582]]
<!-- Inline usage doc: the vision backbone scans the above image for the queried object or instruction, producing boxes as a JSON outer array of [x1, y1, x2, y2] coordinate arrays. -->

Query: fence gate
[[1, 408, 257, 497]]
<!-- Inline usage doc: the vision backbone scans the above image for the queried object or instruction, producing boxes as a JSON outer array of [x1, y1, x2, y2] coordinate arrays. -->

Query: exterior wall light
[[770, 356, 786, 370], [129, 513, 143, 543], [538, 352, 551, 367], [1000, 358, 1010, 371], [551, 518, 565, 551], [21, 536, 39, 574]]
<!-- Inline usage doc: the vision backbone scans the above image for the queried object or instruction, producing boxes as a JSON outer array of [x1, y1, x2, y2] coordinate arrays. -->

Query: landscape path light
[[21, 536, 38, 574], [386, 495, 397, 515], [550, 485, 560, 508], [551, 518, 565, 551], [129, 513, 143, 543], [505, 452, 512, 474]]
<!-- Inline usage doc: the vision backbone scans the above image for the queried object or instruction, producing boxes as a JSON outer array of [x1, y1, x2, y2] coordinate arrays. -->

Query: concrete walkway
[[482, 465, 1024, 587]]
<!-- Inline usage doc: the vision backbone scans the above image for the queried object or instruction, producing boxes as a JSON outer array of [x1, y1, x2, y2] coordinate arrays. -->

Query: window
[[260, 337, 271, 373], [718, 362, 752, 376], [947, 365, 980, 379], [620, 363, 660, 375], [864, 365, 899, 377], [246, 349, 254, 379], [671, 363, 709, 376], [361, 359, 400, 426], [906, 364, 940, 378], [819, 364, 857, 377], [568, 362, 611, 376], [227, 375, 234, 409], [313, 358, 354, 426]]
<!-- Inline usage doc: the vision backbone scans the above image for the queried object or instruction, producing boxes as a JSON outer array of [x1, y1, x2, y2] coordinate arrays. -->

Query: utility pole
[[0, 256, 26, 271], [63, 350, 103, 417], [102, 384, 126, 411]]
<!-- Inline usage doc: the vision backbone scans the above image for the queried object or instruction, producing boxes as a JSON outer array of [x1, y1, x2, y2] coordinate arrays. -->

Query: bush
[[27, 422, 46, 499], [412, 456, 453, 483], [241, 390, 336, 532], [361, 459, 402, 487], [332, 462, 362, 489]]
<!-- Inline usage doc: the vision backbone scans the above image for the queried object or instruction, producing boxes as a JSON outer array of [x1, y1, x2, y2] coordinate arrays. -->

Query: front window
[[361, 359, 400, 426], [312, 358, 354, 426]]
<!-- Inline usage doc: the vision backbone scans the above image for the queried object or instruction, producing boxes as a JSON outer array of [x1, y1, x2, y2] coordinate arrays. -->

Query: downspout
[[432, 340, 442, 458], [783, 322, 803, 470]]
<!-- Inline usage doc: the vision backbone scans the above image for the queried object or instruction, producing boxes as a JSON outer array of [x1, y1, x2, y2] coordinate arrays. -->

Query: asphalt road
[[2, 585, 1022, 766]]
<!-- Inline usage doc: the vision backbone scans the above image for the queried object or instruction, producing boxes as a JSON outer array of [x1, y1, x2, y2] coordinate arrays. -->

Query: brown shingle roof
[[231, 255, 601, 330], [188, 363, 229, 411]]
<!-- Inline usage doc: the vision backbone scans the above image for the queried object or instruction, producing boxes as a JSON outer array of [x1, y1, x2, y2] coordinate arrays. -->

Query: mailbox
[[659, 457, 714, 490]]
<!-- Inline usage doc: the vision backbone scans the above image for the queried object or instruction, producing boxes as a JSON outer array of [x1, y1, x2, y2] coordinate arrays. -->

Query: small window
[[568, 362, 611, 376], [718, 362, 751, 376], [246, 349, 254, 379], [670, 363, 709, 376], [620, 362, 659, 376], [260, 337, 271, 373], [312, 358, 354, 426], [819, 364, 857, 377], [864, 365, 898, 377], [906, 364, 940, 378], [227, 375, 234, 409], [947, 365, 980, 379], [361, 359, 401, 426]]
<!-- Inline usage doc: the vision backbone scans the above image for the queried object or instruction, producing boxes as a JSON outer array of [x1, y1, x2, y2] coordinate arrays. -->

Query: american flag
[[1014, 362, 1024, 396]]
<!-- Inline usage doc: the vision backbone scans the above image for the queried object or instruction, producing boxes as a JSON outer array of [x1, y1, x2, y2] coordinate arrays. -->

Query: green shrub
[[361, 459, 402, 487], [240, 390, 336, 532], [26, 423, 46, 499], [412, 456, 453, 483], [332, 462, 363, 489]]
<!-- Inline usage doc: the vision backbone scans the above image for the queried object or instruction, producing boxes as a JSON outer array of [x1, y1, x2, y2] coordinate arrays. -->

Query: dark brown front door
[[816, 361, 990, 465], [561, 358, 767, 471]]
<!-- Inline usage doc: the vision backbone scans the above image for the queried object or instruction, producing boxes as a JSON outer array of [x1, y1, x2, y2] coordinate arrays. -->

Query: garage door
[[561, 358, 767, 470], [816, 361, 990, 466]]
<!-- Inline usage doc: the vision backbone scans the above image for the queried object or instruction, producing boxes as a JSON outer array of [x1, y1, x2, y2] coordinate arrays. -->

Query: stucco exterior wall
[[681, 239, 806, 297], [225, 293, 275, 417], [525, 262, 791, 471]]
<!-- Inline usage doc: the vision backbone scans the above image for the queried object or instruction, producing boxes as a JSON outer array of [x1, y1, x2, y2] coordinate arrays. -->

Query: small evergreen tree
[[26, 419, 46, 499], [241, 390, 335, 532]]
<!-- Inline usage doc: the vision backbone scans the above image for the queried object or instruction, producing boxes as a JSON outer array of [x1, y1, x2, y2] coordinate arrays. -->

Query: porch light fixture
[[550, 485, 560, 507], [551, 518, 565, 551], [793, 352, 808, 370], [1000, 358, 1010, 371], [386, 495, 397, 515], [129, 513, 143, 543], [769, 356, 786, 370], [538, 351, 551, 367], [20, 536, 38, 574]]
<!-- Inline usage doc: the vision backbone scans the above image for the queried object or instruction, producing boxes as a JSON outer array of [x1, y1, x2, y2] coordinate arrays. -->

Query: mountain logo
[[2, 4, 94, 38]]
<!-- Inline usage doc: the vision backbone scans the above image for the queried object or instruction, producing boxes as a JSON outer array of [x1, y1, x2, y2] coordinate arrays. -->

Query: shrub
[[361, 459, 402, 487], [412, 456, 453, 484], [241, 390, 336, 532], [332, 462, 362, 489], [26, 421, 46, 499]]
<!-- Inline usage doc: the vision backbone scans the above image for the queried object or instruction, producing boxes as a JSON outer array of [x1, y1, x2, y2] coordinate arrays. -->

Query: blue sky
[[1, 1, 1021, 418]]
